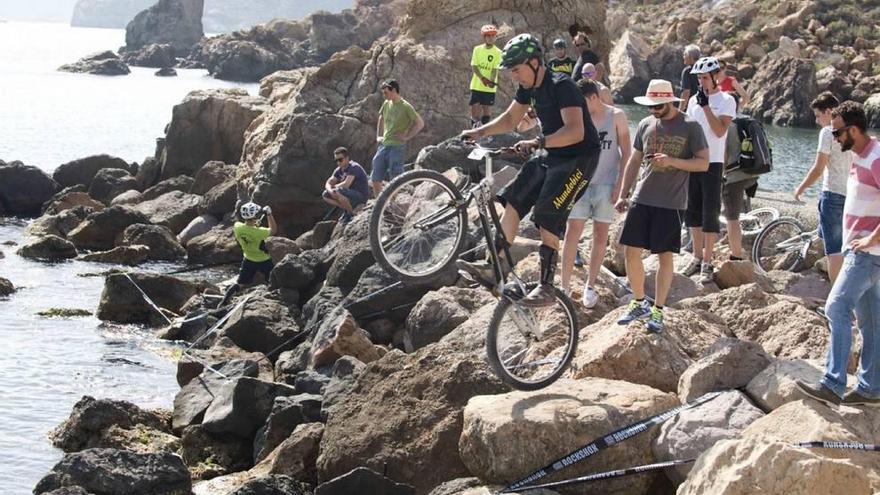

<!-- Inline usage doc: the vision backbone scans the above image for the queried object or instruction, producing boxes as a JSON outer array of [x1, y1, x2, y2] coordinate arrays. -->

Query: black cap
[[381, 79, 400, 92]]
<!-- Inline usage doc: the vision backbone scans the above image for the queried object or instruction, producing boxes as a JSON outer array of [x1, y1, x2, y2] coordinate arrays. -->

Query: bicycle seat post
[[485, 153, 494, 182]]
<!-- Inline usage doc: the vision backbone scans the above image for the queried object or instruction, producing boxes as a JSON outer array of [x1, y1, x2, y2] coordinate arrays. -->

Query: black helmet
[[553, 38, 567, 49], [500, 33, 542, 69]]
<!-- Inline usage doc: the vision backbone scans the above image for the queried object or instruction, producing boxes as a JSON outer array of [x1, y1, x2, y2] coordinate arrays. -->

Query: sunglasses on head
[[831, 125, 853, 138]]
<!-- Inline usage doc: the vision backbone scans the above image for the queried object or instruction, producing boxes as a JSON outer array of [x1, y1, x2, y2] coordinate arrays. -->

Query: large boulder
[[678, 337, 772, 402], [745, 56, 818, 127], [160, 89, 268, 180], [50, 396, 173, 453], [199, 180, 237, 217], [608, 30, 652, 103], [191, 161, 236, 195], [190, 25, 299, 82], [43, 191, 105, 216], [185, 223, 241, 264], [218, 290, 302, 356], [678, 437, 879, 494], [172, 360, 260, 433], [253, 395, 322, 463], [460, 378, 679, 493], [310, 307, 385, 368], [403, 287, 494, 352], [315, 467, 415, 495], [80, 244, 151, 265], [97, 271, 211, 325], [33, 448, 191, 495], [58, 50, 131, 76], [125, 0, 204, 53], [0, 277, 14, 297], [88, 168, 139, 204], [239, 0, 608, 235], [68, 206, 151, 251], [259, 422, 324, 485], [133, 190, 201, 234], [53, 155, 131, 188], [118, 224, 187, 261], [121, 43, 177, 68], [178, 214, 220, 245], [201, 377, 297, 438], [653, 390, 765, 484], [744, 359, 828, 411], [17, 235, 78, 261], [0, 160, 59, 216], [180, 424, 253, 480], [141, 175, 196, 201], [27, 205, 96, 238]]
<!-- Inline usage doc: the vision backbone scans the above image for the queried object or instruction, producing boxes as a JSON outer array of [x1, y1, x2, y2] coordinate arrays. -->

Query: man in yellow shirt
[[469, 24, 503, 128], [218, 201, 278, 307]]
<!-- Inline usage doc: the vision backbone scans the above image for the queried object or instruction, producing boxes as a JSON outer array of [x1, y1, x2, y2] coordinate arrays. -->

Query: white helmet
[[240, 202, 261, 220], [690, 56, 721, 74]]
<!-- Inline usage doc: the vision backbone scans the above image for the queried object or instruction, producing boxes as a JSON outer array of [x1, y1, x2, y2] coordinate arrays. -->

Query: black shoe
[[842, 389, 880, 407], [795, 380, 841, 406], [519, 283, 556, 307]]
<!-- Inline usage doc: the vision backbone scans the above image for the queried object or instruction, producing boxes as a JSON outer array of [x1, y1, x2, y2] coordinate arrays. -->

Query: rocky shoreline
[[4, 0, 880, 493]]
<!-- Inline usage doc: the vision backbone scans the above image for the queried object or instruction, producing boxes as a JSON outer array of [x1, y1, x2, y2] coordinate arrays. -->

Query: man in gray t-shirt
[[613, 79, 708, 333]]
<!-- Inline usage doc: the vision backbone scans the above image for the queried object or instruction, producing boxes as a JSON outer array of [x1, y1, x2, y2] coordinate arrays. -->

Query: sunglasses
[[334, 157, 346, 163], [648, 103, 666, 110], [831, 125, 853, 138], [574, 43, 586, 47]]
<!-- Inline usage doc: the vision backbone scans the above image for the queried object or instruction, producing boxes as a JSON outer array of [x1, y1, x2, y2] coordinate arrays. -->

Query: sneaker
[[699, 262, 714, 283], [574, 250, 585, 267], [646, 306, 664, 333], [795, 380, 841, 406], [681, 256, 702, 277], [581, 286, 599, 309], [617, 299, 651, 325], [519, 283, 556, 308], [842, 389, 880, 407], [339, 212, 353, 224], [456, 258, 505, 288]]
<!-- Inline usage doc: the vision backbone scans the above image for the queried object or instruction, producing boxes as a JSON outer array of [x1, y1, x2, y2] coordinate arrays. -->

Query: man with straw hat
[[613, 79, 709, 332]]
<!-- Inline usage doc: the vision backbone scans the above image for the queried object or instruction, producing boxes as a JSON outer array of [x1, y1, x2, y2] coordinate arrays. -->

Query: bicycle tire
[[486, 283, 579, 390], [752, 217, 807, 273], [740, 207, 780, 236], [369, 169, 468, 284]]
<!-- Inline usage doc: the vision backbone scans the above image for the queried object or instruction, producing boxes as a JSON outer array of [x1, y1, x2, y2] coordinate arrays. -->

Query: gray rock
[[27, 205, 95, 239], [260, 423, 323, 485], [253, 394, 322, 462], [33, 448, 191, 494], [321, 356, 365, 418], [133, 190, 201, 234], [202, 377, 297, 438], [270, 250, 326, 293], [58, 51, 131, 76], [191, 161, 235, 195], [110, 189, 143, 205], [67, 205, 150, 251], [141, 175, 195, 201], [79, 245, 150, 265], [53, 154, 131, 188], [172, 360, 259, 432], [125, 0, 204, 53], [315, 467, 415, 495], [97, 271, 210, 325], [229, 475, 307, 495], [50, 396, 171, 453], [0, 277, 15, 296], [274, 342, 312, 384], [404, 287, 494, 352], [292, 370, 329, 395], [199, 179, 236, 217], [745, 57, 818, 127], [180, 423, 252, 480], [121, 43, 177, 68], [17, 235, 78, 261], [42, 487, 95, 495], [177, 214, 219, 245], [156, 67, 178, 76], [219, 290, 301, 355], [88, 168, 138, 204], [678, 338, 772, 402], [0, 160, 59, 216], [118, 224, 186, 261], [185, 222, 241, 264], [136, 156, 162, 191]]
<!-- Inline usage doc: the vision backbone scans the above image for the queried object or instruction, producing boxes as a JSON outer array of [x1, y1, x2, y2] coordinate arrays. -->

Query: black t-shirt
[[548, 56, 576, 76], [572, 50, 601, 81], [514, 69, 600, 158], [680, 65, 699, 96]]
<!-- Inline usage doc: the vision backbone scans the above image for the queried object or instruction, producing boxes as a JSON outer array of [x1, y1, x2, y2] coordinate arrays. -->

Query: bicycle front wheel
[[740, 207, 780, 236], [752, 217, 807, 273], [486, 283, 579, 390], [369, 169, 468, 284]]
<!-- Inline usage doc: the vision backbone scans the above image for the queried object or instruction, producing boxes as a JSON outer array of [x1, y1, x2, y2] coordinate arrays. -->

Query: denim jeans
[[370, 144, 405, 182], [821, 249, 880, 398]]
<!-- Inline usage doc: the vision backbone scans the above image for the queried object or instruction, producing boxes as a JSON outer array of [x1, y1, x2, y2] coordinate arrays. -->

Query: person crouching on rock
[[322, 147, 370, 224], [219, 201, 277, 307]]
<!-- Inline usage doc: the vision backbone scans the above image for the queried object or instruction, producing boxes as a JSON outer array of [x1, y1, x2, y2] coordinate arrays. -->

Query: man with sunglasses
[[614, 79, 709, 332], [323, 147, 370, 223], [798, 101, 880, 407], [572, 32, 602, 83]]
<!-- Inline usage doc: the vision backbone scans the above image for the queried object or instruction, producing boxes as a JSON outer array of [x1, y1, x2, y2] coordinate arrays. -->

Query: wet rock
[[745, 359, 830, 411], [0, 277, 14, 296], [88, 168, 139, 204], [0, 160, 59, 216], [97, 271, 211, 325], [17, 235, 78, 261], [118, 224, 186, 261], [34, 448, 191, 494], [315, 467, 415, 495], [253, 394, 322, 463], [219, 291, 302, 356], [41, 487, 94, 495], [201, 377, 297, 438], [122, 43, 177, 68], [178, 214, 219, 245], [403, 287, 494, 352], [678, 337, 772, 402], [160, 89, 268, 180], [260, 422, 323, 485], [133, 190, 201, 234], [229, 475, 308, 495], [460, 378, 679, 493], [67, 206, 150, 251], [191, 161, 236, 195], [156, 66, 178, 76], [745, 56, 818, 127], [58, 50, 131, 76], [185, 222, 241, 264], [141, 175, 195, 201], [180, 424, 253, 480], [125, 0, 204, 53], [53, 155, 132, 189], [653, 390, 765, 484], [199, 180, 236, 217], [80, 244, 150, 265], [678, 437, 879, 494], [50, 395, 173, 453], [310, 307, 385, 368]]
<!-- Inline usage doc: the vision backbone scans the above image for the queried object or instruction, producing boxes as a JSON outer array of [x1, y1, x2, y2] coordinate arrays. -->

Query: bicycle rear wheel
[[752, 217, 808, 273], [740, 207, 780, 236], [486, 283, 579, 390], [369, 169, 468, 284]]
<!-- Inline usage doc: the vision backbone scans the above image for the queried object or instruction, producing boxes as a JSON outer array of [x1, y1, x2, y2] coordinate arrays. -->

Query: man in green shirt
[[371, 79, 425, 196], [218, 201, 278, 307], [469, 24, 503, 128]]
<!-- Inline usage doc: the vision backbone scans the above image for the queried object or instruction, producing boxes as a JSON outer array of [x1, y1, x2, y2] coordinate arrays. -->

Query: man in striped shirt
[[798, 101, 880, 407]]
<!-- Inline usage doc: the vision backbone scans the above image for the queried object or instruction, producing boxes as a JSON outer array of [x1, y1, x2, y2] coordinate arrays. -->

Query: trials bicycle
[[751, 216, 820, 273], [368, 145, 578, 390]]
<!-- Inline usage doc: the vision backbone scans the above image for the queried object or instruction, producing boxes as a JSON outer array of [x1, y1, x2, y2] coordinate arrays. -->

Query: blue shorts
[[818, 191, 845, 255], [323, 187, 367, 208], [371, 144, 405, 182]]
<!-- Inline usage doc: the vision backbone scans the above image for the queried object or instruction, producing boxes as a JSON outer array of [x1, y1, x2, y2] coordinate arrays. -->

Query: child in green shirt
[[218, 201, 278, 307]]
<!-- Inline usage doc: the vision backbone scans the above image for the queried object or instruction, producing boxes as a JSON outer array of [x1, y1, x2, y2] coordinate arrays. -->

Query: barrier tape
[[123, 273, 174, 325], [797, 441, 880, 452], [507, 458, 696, 492], [503, 391, 722, 492]]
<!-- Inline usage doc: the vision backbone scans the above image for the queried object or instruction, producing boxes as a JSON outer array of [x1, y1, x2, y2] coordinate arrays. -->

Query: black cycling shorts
[[469, 90, 496, 106], [619, 203, 684, 254], [497, 152, 599, 237], [238, 258, 274, 284], [685, 162, 723, 233]]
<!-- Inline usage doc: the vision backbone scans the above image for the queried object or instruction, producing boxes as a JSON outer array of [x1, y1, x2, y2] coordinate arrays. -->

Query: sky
[[0, 0, 80, 22]]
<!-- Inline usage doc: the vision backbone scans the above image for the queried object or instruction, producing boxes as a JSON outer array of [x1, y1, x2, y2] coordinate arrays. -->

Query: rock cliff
[[125, 0, 205, 53]]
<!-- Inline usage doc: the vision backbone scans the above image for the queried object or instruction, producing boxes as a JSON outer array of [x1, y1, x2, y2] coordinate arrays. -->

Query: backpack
[[728, 116, 773, 175]]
